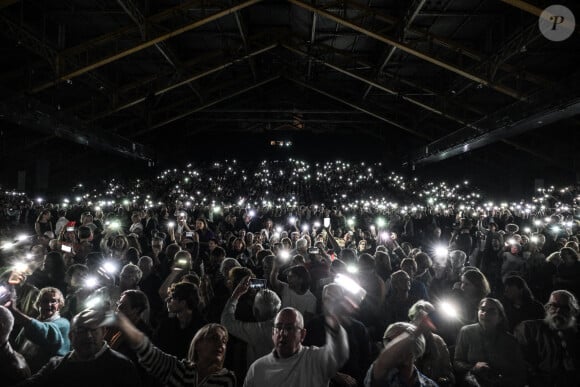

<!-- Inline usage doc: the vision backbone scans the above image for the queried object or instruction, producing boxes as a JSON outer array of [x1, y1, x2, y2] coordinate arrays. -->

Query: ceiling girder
[[283, 43, 476, 130], [233, 10, 258, 81], [288, 0, 526, 101], [410, 97, 580, 167], [0, 97, 155, 162], [0, 0, 19, 10], [28, 0, 264, 93], [116, 0, 204, 102], [451, 21, 541, 97], [90, 42, 277, 121], [500, 0, 542, 17], [362, 0, 426, 100], [285, 76, 431, 140], [0, 14, 115, 94], [131, 75, 281, 137], [338, 0, 551, 89]]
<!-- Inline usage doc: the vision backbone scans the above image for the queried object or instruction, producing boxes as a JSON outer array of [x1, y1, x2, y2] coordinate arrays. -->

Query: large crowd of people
[[0, 158, 579, 386]]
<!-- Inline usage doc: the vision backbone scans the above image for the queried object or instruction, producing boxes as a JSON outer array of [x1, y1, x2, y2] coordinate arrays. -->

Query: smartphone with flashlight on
[[249, 278, 267, 290], [0, 284, 13, 304], [307, 247, 320, 254], [323, 217, 331, 228]]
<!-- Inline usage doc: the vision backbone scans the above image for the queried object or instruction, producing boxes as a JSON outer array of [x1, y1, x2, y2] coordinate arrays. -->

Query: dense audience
[[0, 159, 579, 387]]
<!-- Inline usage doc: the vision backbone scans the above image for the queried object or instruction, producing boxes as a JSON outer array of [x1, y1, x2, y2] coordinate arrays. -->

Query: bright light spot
[[435, 246, 448, 258], [439, 301, 459, 319], [279, 250, 291, 261], [84, 276, 99, 289]]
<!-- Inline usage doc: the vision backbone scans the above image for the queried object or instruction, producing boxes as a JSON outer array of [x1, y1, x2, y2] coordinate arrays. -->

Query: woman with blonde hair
[[115, 313, 236, 387]]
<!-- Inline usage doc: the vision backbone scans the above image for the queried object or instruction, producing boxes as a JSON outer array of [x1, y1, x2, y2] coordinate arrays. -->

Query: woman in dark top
[[34, 209, 53, 238], [501, 275, 545, 332]]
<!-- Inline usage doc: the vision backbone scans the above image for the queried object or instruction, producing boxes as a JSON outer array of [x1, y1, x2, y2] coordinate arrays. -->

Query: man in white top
[[220, 276, 281, 367], [243, 306, 349, 387]]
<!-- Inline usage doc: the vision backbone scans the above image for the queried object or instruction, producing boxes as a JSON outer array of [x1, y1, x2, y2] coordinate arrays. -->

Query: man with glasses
[[514, 289, 580, 387], [243, 305, 348, 387]]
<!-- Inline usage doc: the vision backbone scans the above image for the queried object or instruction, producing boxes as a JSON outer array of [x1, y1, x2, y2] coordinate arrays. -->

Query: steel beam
[[131, 75, 280, 136], [0, 0, 19, 9], [286, 76, 431, 140], [339, 0, 550, 89], [288, 0, 525, 100], [306, 13, 317, 79], [0, 15, 116, 96], [115, 0, 204, 102], [90, 42, 277, 120], [410, 97, 580, 166], [362, 0, 426, 100], [29, 0, 265, 93], [283, 43, 476, 129], [500, 0, 542, 17], [233, 10, 258, 80], [0, 97, 155, 162]]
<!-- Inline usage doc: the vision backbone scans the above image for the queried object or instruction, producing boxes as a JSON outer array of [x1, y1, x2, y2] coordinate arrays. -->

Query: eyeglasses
[[547, 303, 570, 311], [273, 324, 302, 334]]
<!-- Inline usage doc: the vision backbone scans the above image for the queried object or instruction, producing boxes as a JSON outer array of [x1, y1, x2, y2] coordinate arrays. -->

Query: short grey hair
[[0, 305, 14, 344], [121, 263, 143, 283], [296, 238, 309, 250], [276, 307, 304, 329], [220, 258, 241, 277], [253, 289, 282, 321]]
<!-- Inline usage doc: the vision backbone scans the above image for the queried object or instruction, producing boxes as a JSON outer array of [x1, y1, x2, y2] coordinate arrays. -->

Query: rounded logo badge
[[539, 5, 575, 42]]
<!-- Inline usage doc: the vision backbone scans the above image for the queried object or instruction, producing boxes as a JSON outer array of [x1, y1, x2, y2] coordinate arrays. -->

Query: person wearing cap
[[13, 309, 140, 387]]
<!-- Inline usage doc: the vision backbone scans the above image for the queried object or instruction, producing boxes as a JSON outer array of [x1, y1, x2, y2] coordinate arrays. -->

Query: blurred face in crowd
[[546, 292, 576, 330], [503, 284, 521, 302], [38, 291, 62, 320], [208, 240, 217, 252], [478, 299, 500, 330], [70, 321, 105, 360], [194, 327, 228, 369], [286, 270, 303, 293], [166, 292, 185, 314], [391, 271, 411, 293], [460, 276, 477, 298]]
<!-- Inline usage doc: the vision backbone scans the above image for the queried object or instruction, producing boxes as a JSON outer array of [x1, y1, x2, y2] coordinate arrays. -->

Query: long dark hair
[[503, 275, 535, 302], [479, 297, 509, 332]]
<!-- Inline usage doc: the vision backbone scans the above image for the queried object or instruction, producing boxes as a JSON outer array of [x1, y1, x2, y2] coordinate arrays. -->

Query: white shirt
[[279, 282, 317, 318]]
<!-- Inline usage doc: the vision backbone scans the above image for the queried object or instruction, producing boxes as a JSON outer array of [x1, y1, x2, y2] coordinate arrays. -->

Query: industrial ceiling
[[0, 0, 579, 181]]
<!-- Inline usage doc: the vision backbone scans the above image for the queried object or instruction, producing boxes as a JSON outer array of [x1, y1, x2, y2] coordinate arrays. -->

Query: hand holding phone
[[249, 278, 266, 290]]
